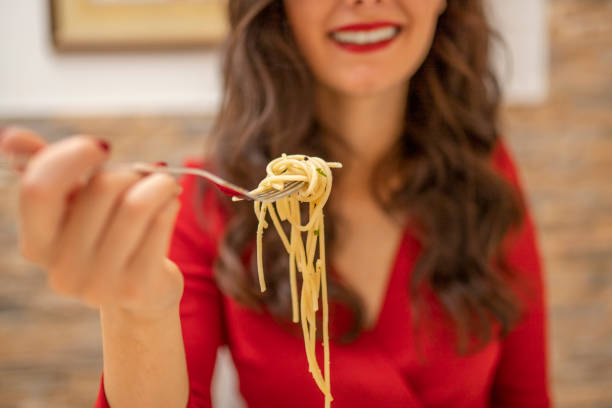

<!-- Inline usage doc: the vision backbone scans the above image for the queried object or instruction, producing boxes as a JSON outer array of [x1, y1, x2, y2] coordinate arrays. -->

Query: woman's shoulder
[[490, 137, 524, 191]]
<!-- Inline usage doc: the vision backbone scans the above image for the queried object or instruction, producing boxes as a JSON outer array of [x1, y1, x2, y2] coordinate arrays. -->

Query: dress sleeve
[[490, 140, 551, 407], [93, 158, 226, 408]]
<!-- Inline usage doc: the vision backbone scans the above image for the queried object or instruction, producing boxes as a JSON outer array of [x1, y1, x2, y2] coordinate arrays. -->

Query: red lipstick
[[329, 21, 401, 53]]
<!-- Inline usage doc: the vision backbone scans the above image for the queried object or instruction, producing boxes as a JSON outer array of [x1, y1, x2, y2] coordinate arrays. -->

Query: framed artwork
[[50, 0, 229, 52]]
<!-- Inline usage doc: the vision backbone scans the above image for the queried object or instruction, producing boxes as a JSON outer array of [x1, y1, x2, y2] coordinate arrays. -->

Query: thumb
[[0, 126, 48, 172]]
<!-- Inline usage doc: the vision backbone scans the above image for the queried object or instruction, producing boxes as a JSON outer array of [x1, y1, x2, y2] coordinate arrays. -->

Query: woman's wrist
[[100, 302, 181, 327]]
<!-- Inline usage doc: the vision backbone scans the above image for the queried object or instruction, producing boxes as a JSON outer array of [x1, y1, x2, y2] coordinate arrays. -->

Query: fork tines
[[253, 181, 304, 202]]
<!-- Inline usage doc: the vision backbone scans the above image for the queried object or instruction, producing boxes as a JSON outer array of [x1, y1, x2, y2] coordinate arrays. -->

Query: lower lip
[[330, 31, 399, 53]]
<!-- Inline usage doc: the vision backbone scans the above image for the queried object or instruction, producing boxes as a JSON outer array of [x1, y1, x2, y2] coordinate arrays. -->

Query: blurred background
[[0, 0, 610, 407]]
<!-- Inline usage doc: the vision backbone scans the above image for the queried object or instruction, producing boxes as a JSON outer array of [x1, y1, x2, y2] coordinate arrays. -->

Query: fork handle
[[0, 151, 163, 176]]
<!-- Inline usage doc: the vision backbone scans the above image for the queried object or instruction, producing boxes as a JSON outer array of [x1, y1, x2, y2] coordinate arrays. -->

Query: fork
[[0, 152, 305, 203]]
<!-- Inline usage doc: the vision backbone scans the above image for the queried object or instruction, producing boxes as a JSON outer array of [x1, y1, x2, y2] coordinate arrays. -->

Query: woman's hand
[[0, 126, 185, 321]]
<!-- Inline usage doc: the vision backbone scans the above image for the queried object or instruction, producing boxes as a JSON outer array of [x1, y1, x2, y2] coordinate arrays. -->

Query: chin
[[327, 74, 401, 97], [319, 64, 394, 93]]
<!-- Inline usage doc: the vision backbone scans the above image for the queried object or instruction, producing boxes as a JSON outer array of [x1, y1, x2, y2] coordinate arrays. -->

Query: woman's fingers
[[4, 126, 189, 316], [57, 169, 144, 257], [121, 198, 183, 313], [18, 135, 110, 265], [127, 198, 181, 272], [49, 169, 145, 297], [94, 173, 181, 284]]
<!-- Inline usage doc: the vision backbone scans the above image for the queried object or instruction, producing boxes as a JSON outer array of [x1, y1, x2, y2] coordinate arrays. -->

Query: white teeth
[[331, 26, 399, 45]]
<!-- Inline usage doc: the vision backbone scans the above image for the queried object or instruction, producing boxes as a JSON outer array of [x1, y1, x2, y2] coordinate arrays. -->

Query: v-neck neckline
[[329, 223, 409, 335]]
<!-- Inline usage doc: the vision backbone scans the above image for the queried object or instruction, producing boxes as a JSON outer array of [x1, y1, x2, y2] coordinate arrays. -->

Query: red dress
[[94, 140, 550, 407]]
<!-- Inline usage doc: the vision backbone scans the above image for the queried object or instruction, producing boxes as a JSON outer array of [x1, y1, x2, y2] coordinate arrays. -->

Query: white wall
[[0, 0, 223, 116], [489, 0, 549, 104], [0, 0, 548, 117]]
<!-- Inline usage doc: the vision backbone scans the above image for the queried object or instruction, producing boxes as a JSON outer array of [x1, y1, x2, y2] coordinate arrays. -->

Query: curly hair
[[195, 0, 525, 353]]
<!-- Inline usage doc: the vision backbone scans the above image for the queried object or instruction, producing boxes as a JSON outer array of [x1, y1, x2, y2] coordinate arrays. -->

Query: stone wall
[[1, 0, 610, 406]]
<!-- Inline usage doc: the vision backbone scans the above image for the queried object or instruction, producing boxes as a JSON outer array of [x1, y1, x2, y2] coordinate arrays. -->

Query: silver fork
[[0, 153, 304, 203], [131, 162, 304, 202]]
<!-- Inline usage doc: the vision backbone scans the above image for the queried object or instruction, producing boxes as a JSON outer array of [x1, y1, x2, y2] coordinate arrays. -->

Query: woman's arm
[[490, 140, 551, 407], [94, 160, 227, 408], [491, 210, 550, 407], [99, 303, 189, 408]]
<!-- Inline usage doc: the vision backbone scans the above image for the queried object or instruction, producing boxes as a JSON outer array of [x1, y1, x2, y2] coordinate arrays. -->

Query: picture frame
[[49, 0, 229, 52]]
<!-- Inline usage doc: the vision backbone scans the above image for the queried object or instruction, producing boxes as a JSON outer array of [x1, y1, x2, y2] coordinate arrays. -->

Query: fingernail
[[96, 138, 111, 153], [154, 161, 167, 167]]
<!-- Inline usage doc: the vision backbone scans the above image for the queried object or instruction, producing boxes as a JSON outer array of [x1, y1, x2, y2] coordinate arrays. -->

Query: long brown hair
[[197, 0, 525, 353]]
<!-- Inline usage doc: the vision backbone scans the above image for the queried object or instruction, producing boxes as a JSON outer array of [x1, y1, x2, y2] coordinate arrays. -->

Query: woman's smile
[[328, 21, 403, 53]]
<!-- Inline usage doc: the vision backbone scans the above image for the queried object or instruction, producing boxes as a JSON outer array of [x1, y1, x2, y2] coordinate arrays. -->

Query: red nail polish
[[154, 161, 168, 167], [96, 138, 111, 153]]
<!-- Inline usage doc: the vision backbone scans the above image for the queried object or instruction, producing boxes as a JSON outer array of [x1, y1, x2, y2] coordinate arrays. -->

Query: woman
[[0, 0, 550, 407]]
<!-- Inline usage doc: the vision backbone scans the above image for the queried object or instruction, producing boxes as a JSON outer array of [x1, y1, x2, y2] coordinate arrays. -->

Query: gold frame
[[50, 0, 228, 52]]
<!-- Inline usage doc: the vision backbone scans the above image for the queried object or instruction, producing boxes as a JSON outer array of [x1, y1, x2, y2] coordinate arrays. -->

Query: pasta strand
[[233, 154, 341, 406]]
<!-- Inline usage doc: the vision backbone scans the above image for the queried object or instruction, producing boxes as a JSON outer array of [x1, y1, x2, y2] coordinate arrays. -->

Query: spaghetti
[[233, 153, 341, 407]]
